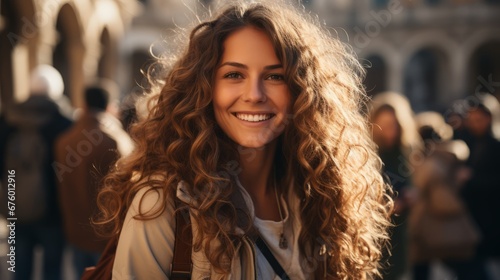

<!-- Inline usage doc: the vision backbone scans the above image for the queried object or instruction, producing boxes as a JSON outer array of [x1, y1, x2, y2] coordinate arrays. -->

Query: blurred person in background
[[410, 112, 486, 280], [459, 98, 500, 279], [447, 110, 468, 142], [370, 92, 423, 280], [0, 64, 73, 280], [54, 81, 133, 279]]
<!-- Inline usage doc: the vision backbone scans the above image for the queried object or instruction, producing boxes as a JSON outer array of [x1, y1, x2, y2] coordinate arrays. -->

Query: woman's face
[[466, 109, 491, 138], [213, 26, 292, 148], [372, 109, 400, 149]]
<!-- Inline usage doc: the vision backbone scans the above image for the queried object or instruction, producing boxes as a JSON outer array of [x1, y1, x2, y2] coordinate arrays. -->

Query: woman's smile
[[233, 112, 275, 123]]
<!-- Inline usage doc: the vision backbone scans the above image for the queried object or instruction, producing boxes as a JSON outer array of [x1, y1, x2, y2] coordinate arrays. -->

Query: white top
[[112, 179, 310, 279]]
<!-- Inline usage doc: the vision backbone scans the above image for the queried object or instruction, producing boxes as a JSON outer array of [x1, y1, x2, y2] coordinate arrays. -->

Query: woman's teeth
[[235, 113, 273, 122]]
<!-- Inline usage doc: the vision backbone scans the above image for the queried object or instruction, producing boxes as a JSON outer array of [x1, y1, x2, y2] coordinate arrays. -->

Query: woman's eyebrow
[[218, 62, 283, 70], [219, 61, 247, 69], [264, 64, 283, 70]]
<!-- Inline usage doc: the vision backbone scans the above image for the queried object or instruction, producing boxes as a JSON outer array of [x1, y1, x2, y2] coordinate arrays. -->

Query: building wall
[[7, 1, 495, 113], [319, 0, 500, 111], [119, 0, 500, 113], [0, 0, 138, 111]]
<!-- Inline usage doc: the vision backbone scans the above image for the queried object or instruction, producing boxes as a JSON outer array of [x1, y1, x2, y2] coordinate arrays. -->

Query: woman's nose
[[242, 79, 266, 103]]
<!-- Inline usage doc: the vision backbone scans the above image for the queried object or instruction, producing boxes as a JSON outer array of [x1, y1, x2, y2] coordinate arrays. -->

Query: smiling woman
[[93, 1, 393, 279], [213, 26, 291, 149]]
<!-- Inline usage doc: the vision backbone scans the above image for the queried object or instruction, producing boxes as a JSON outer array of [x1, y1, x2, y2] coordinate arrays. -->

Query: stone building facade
[[0, 0, 138, 111], [330, 0, 500, 112], [1, 0, 499, 114], [122, 0, 500, 113]]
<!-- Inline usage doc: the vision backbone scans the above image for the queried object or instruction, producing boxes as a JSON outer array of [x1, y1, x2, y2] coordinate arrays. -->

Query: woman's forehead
[[219, 26, 281, 67]]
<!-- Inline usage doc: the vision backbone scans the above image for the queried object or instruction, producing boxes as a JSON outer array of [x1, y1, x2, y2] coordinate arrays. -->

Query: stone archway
[[403, 47, 449, 112], [91, 0, 125, 82], [363, 54, 387, 97], [52, 3, 84, 107], [129, 49, 154, 95], [468, 40, 500, 97], [97, 27, 119, 80], [0, 0, 36, 109]]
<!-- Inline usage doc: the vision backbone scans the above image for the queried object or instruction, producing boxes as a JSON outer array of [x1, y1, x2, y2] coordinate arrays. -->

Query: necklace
[[274, 178, 288, 249]]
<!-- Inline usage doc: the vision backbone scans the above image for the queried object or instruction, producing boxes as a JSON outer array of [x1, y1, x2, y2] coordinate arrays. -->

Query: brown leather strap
[[171, 200, 192, 279]]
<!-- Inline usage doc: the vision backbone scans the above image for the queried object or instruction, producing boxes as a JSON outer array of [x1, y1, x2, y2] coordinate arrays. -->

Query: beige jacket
[[112, 180, 310, 279]]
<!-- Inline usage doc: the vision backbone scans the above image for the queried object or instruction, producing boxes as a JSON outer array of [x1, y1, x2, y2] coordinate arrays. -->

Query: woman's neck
[[237, 140, 277, 202]]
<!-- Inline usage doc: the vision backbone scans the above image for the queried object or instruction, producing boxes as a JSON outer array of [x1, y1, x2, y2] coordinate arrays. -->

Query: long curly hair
[[95, 1, 393, 279]]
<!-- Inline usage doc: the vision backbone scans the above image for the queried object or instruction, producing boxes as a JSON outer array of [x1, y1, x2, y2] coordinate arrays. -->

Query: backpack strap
[[255, 236, 290, 280], [170, 199, 192, 279], [80, 234, 118, 280]]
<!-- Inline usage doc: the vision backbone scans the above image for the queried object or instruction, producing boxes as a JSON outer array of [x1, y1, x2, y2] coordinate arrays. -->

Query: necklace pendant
[[279, 233, 288, 249]]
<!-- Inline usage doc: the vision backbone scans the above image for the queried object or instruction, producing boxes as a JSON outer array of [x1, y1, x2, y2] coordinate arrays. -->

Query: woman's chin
[[236, 141, 267, 150], [233, 137, 276, 150]]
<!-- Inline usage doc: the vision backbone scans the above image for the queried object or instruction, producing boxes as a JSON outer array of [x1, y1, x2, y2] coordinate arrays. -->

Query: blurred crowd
[[371, 92, 500, 280], [0, 65, 499, 280], [0, 65, 133, 280]]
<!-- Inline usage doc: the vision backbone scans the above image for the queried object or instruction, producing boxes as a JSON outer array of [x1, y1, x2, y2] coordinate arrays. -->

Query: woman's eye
[[266, 74, 285, 81], [223, 72, 243, 79]]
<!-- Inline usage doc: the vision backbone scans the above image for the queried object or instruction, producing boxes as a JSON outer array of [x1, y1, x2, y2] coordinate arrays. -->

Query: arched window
[[425, 0, 442, 6], [301, 0, 313, 8], [363, 54, 387, 97], [404, 48, 448, 112], [97, 28, 115, 80], [373, 0, 389, 9], [200, 0, 212, 6], [52, 3, 83, 103], [0, 0, 35, 106], [468, 40, 500, 97], [129, 50, 154, 95]]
